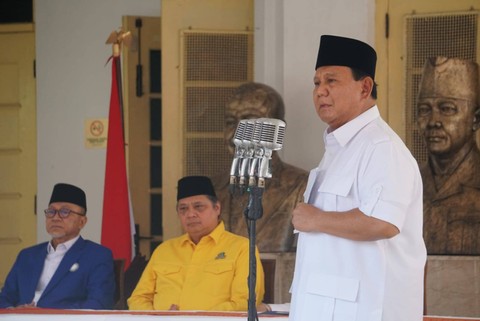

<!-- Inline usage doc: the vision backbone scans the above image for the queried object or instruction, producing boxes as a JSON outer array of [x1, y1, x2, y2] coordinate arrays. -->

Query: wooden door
[[123, 16, 162, 258], [0, 24, 37, 285]]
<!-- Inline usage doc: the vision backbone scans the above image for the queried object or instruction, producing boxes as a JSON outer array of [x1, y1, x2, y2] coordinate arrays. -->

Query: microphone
[[258, 118, 286, 151], [229, 120, 247, 192], [248, 119, 265, 187], [228, 118, 286, 193], [237, 119, 256, 193], [255, 118, 286, 187]]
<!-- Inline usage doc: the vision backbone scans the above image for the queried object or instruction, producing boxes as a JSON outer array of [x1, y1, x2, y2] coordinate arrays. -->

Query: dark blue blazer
[[0, 236, 115, 309]]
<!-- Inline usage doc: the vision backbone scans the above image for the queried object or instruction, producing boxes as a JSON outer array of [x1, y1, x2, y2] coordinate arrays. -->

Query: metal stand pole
[[244, 186, 263, 321]]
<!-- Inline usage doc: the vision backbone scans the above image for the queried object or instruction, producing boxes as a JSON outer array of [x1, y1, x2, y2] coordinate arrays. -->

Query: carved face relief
[[417, 57, 480, 157], [417, 97, 477, 157]]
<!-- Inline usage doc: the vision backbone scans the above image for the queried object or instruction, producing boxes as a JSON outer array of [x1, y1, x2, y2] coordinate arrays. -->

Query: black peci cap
[[177, 176, 217, 201], [315, 35, 377, 79], [49, 183, 87, 211]]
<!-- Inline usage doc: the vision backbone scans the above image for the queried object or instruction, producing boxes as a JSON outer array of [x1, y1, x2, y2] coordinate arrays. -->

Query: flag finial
[[106, 29, 132, 57]]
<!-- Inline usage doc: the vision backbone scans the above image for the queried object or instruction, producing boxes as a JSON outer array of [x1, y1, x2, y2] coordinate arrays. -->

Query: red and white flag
[[101, 55, 135, 270]]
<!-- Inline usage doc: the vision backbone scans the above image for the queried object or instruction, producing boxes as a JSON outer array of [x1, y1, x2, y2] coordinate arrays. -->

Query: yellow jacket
[[128, 221, 264, 311]]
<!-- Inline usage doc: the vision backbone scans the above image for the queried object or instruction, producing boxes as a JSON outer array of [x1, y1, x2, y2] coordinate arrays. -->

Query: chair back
[[261, 258, 276, 303], [113, 258, 126, 309]]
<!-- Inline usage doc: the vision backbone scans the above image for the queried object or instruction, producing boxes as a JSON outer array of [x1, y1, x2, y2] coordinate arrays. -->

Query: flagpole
[[102, 30, 134, 270], [112, 43, 125, 139]]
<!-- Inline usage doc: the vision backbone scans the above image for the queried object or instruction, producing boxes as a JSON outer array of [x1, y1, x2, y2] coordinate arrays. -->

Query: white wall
[[36, 0, 375, 243], [35, 0, 160, 243], [255, 0, 375, 171]]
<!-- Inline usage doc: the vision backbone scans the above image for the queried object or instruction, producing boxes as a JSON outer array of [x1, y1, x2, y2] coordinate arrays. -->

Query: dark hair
[[351, 68, 378, 99], [206, 195, 219, 205], [176, 195, 219, 210]]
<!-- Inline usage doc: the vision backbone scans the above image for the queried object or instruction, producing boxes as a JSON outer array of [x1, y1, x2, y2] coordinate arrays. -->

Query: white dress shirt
[[33, 235, 80, 304], [289, 106, 426, 321]]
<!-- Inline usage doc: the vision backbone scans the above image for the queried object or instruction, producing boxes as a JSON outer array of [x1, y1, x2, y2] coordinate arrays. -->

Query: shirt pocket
[[156, 263, 182, 275], [305, 272, 359, 321], [154, 263, 182, 291], [203, 261, 235, 296], [318, 174, 355, 212]]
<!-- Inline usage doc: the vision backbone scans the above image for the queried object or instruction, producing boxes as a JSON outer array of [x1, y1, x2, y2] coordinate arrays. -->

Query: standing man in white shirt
[[289, 35, 426, 321]]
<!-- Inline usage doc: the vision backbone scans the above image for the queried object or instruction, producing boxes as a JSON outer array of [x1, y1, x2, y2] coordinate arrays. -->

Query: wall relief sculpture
[[417, 56, 480, 255]]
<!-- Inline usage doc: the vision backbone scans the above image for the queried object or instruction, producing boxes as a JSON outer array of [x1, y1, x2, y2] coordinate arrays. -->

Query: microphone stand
[[244, 185, 264, 321], [229, 117, 283, 320]]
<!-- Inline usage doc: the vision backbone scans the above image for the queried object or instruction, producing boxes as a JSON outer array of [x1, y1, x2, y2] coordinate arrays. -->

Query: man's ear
[[215, 201, 222, 221], [80, 216, 88, 229], [361, 77, 374, 98]]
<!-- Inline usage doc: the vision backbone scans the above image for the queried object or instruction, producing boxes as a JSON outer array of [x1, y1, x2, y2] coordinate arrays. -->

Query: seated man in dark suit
[[0, 183, 115, 309]]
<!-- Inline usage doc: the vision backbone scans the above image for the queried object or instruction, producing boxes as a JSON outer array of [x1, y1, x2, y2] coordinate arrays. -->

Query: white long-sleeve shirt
[[289, 106, 426, 321]]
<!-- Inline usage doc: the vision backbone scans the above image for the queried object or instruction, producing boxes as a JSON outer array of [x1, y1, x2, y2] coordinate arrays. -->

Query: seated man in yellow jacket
[[128, 176, 264, 311]]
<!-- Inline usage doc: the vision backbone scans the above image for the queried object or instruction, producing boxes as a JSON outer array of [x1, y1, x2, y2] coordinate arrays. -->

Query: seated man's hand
[[256, 303, 271, 312]]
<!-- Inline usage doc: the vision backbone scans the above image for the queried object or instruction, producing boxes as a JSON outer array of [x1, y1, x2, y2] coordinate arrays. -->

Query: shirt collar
[[47, 235, 80, 254], [180, 221, 226, 246], [327, 105, 380, 147]]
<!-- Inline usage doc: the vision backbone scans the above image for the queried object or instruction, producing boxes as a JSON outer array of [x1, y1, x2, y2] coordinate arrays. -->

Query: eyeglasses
[[44, 208, 85, 218]]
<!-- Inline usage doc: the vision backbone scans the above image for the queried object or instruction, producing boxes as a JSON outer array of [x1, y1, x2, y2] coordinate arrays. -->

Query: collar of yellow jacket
[[181, 220, 226, 246]]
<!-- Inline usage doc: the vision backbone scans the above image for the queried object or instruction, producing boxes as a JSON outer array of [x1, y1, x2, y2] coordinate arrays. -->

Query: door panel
[[0, 25, 36, 286], [123, 16, 162, 258]]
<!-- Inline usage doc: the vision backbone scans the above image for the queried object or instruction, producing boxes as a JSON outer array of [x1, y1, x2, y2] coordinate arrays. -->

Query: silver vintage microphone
[[229, 118, 286, 192], [256, 118, 286, 187], [237, 119, 256, 193], [229, 119, 247, 192], [248, 119, 265, 187]]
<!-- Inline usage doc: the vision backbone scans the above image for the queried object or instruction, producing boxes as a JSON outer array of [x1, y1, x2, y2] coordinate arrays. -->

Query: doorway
[[123, 16, 162, 258], [0, 23, 37, 285]]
